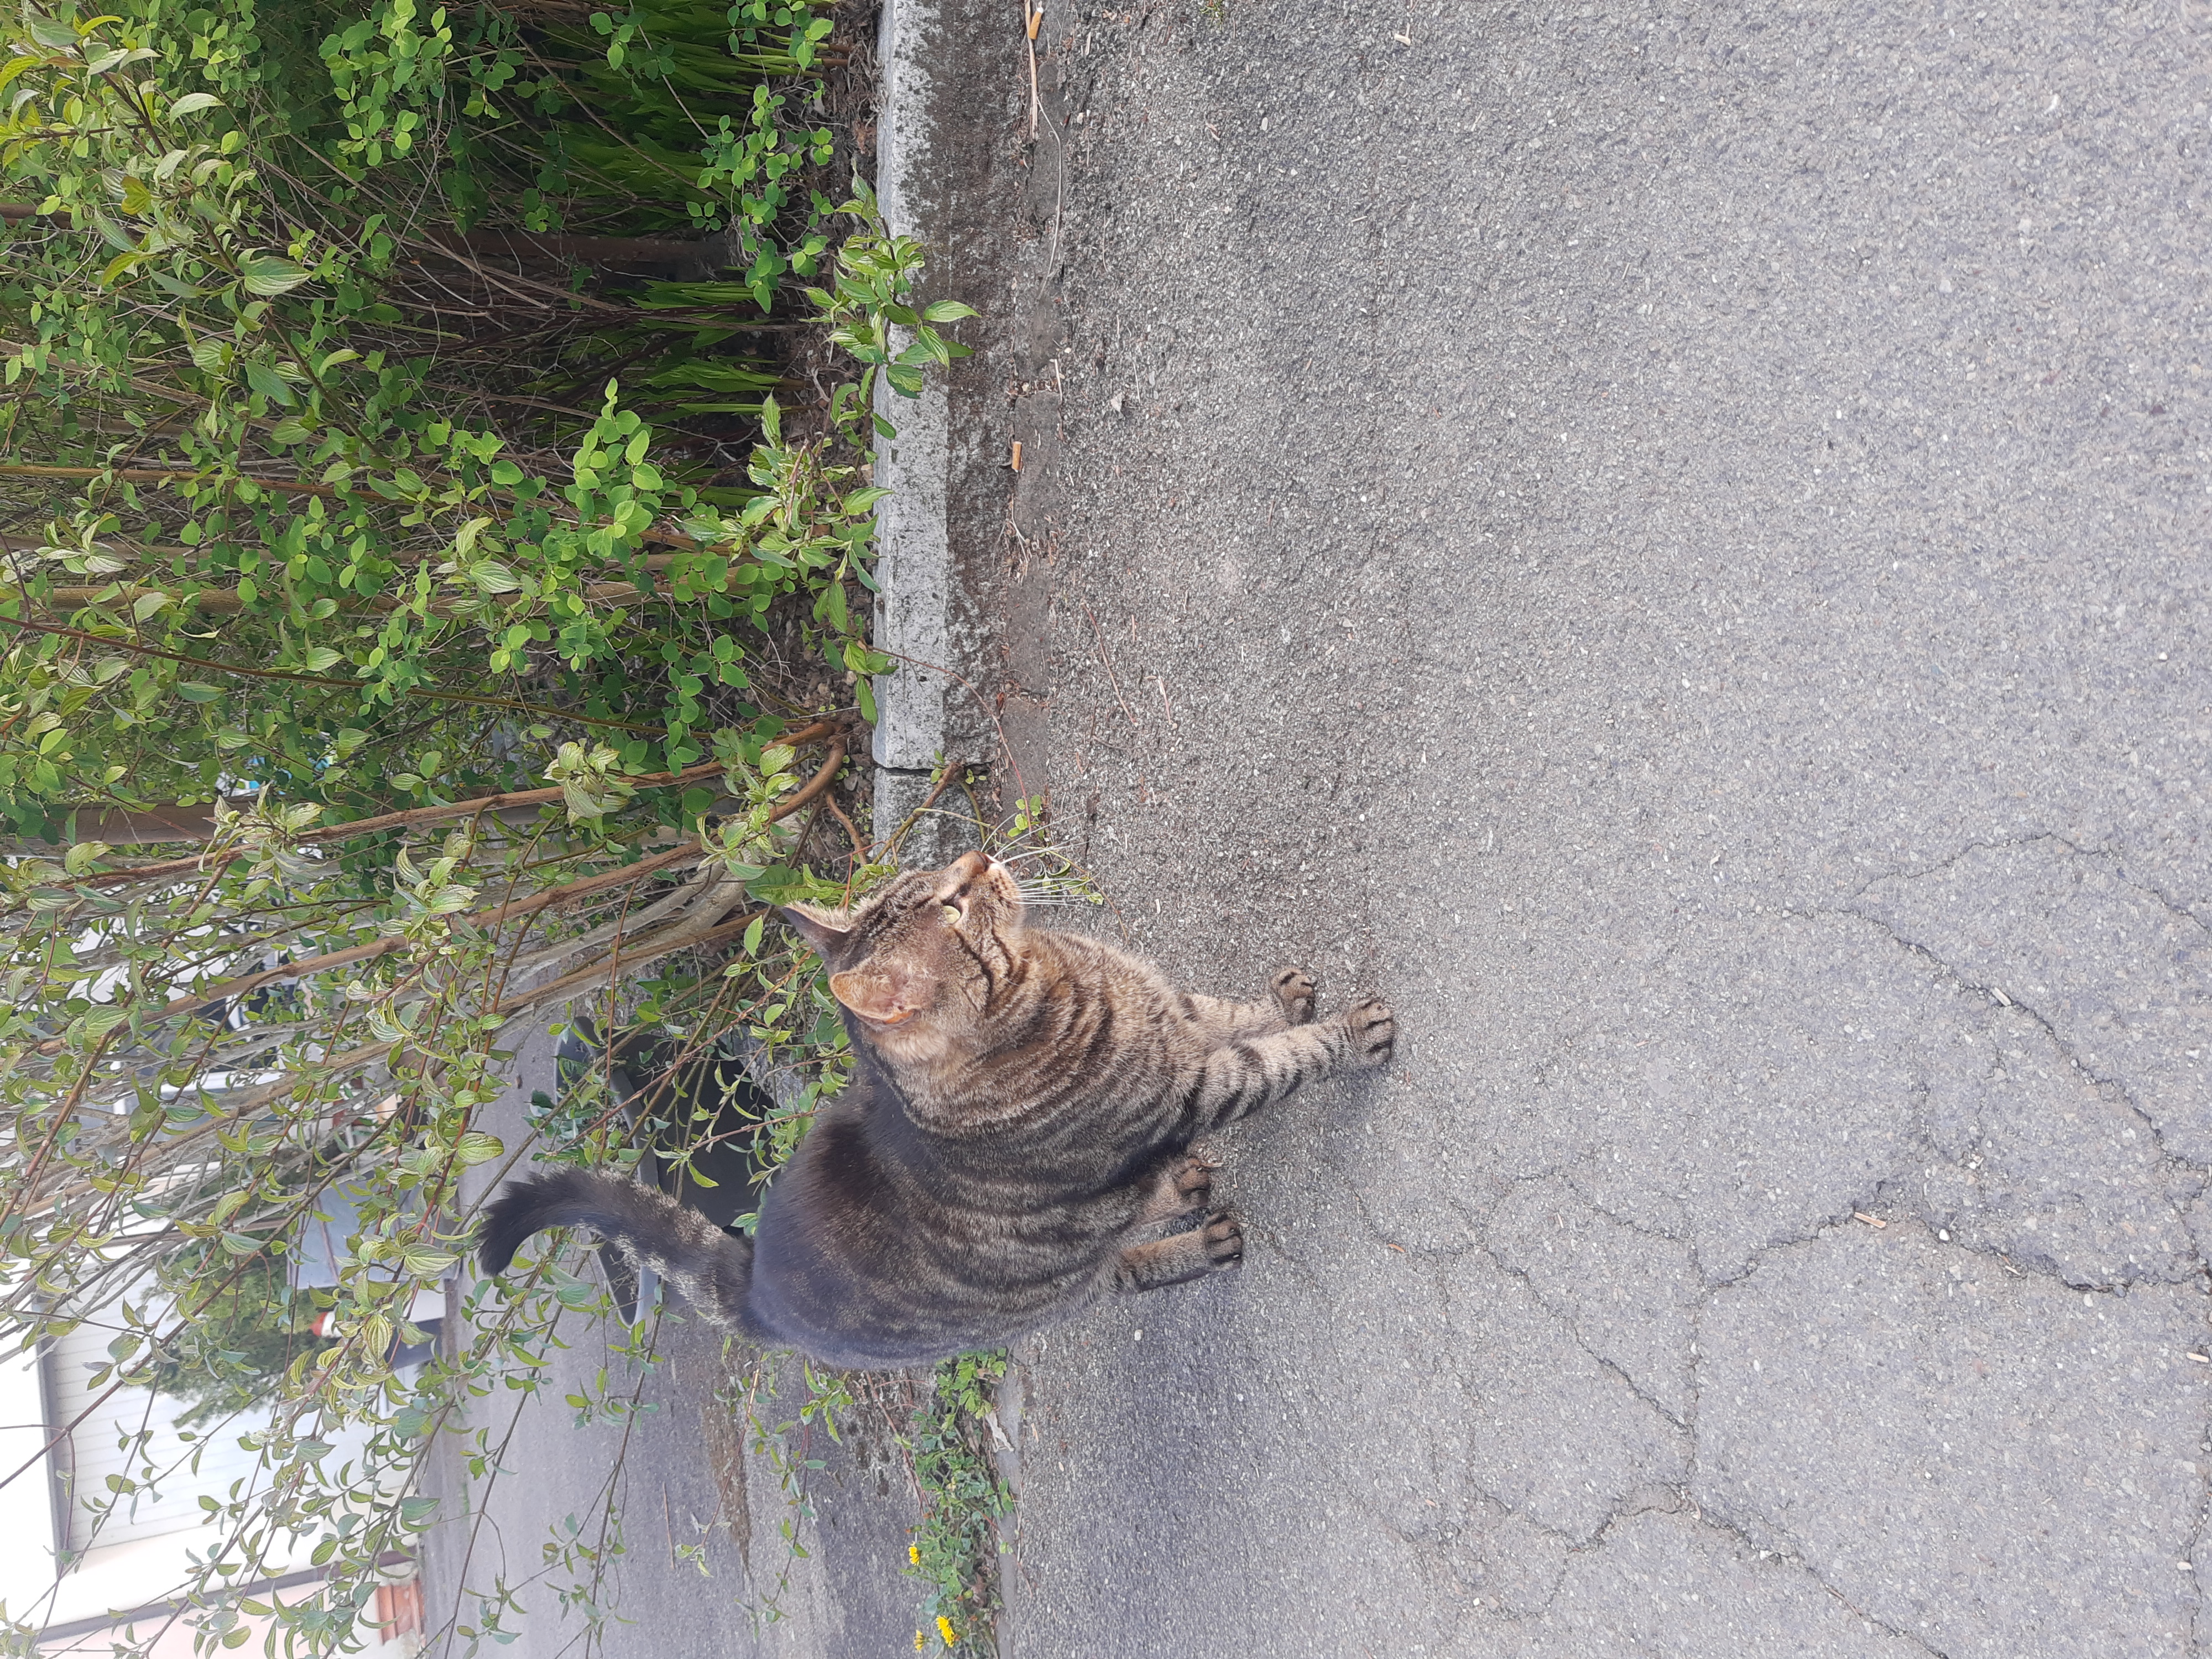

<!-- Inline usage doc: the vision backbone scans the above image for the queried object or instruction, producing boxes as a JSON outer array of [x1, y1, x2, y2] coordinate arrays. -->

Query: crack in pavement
[[1845, 832, 2210, 934], [1472, 1232, 1694, 1432], [1685, 1492, 1957, 1659], [1824, 904, 2212, 1280]]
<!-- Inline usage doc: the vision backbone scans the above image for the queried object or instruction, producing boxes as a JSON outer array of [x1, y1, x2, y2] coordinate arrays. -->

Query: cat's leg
[[1112, 1211, 1243, 1291], [1180, 968, 1319, 1040], [1181, 995, 1396, 1136]]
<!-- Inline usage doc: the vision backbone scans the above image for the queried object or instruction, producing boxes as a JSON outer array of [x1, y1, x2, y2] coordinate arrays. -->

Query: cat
[[478, 849, 1397, 1369]]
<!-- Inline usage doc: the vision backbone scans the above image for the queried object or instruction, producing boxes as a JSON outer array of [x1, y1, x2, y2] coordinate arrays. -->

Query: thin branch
[[69, 719, 837, 884], [0, 463, 341, 500], [77, 730, 849, 1034], [0, 612, 664, 734], [27, 576, 674, 618]]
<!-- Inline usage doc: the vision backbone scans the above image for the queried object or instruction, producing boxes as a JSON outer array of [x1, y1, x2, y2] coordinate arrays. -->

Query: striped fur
[[479, 850, 1396, 1368]]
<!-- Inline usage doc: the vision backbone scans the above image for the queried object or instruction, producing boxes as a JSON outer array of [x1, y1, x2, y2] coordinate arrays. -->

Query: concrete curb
[[869, 0, 954, 826], [865, 0, 1032, 864]]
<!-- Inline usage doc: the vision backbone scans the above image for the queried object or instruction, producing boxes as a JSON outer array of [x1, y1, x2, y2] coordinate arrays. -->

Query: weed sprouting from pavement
[[905, 1351, 1014, 1652]]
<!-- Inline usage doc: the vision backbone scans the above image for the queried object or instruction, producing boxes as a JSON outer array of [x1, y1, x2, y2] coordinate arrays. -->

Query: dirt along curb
[[866, 0, 1062, 868], [863, 0, 1071, 1636]]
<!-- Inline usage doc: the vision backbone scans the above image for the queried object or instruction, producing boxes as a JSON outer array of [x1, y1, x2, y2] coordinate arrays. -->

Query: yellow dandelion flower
[[909, 1545, 920, 1566], [937, 1614, 958, 1647], [914, 1632, 925, 1652]]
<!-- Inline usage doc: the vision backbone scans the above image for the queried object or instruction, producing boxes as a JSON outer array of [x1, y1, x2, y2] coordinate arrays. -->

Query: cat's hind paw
[[1341, 997, 1397, 1069], [1270, 967, 1318, 1025], [1201, 1209, 1244, 1270], [1162, 1151, 1221, 1217], [1150, 1150, 1221, 1230]]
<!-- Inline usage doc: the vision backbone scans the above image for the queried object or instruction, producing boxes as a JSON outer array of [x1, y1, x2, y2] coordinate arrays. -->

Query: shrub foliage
[[0, 0, 976, 1649]]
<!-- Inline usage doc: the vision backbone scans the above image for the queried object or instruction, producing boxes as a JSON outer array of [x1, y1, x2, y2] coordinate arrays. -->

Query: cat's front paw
[[1270, 967, 1318, 1026], [1339, 997, 1397, 1069]]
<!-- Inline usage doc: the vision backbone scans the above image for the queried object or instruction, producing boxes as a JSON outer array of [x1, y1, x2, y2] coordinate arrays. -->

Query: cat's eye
[[941, 903, 961, 921]]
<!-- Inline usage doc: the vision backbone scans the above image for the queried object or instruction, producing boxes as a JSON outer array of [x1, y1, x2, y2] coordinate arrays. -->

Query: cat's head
[[778, 850, 1027, 1056]]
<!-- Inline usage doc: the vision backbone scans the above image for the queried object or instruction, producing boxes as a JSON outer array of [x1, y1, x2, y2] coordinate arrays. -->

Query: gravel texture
[[972, 1, 2212, 1654], [418, 2, 2212, 1654]]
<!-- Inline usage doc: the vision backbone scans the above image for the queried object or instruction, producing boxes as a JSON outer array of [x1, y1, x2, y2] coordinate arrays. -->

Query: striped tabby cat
[[478, 849, 1397, 1368]]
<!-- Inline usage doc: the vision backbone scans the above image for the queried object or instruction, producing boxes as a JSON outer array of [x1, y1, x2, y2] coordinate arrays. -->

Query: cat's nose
[[933, 849, 992, 899]]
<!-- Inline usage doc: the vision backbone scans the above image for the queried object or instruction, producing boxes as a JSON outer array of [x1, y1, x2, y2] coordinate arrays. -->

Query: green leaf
[[131, 589, 169, 620], [240, 255, 312, 296], [175, 682, 222, 702], [454, 1131, 504, 1165], [243, 360, 296, 406], [97, 250, 149, 288], [168, 92, 224, 116], [63, 839, 111, 877], [920, 300, 979, 323], [743, 915, 765, 956]]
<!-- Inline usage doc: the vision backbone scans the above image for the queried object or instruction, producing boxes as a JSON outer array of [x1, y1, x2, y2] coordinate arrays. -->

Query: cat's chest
[[908, 1033, 1177, 1132]]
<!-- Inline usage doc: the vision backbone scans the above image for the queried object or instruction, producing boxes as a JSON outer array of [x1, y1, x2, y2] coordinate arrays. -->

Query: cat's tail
[[477, 1168, 758, 1332]]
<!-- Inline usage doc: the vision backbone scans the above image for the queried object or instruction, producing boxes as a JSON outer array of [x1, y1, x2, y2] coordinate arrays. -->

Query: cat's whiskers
[[1010, 879, 1096, 908]]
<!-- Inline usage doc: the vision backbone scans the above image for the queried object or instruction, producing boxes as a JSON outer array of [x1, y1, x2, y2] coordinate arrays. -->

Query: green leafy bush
[[0, 1, 979, 1650]]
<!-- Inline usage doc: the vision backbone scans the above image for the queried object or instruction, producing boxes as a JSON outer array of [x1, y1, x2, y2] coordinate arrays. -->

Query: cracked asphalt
[[962, 0, 2212, 1653]]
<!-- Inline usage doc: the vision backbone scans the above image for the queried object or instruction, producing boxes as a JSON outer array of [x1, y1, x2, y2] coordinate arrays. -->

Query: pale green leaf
[[239, 254, 311, 296]]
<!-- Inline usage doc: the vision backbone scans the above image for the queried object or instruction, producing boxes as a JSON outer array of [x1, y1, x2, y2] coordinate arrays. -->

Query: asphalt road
[[975, 1, 2212, 1655], [415, 3, 2211, 1656]]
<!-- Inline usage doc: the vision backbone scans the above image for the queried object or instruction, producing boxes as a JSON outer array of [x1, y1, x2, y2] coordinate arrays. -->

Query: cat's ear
[[779, 902, 853, 958], [828, 965, 930, 1025]]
